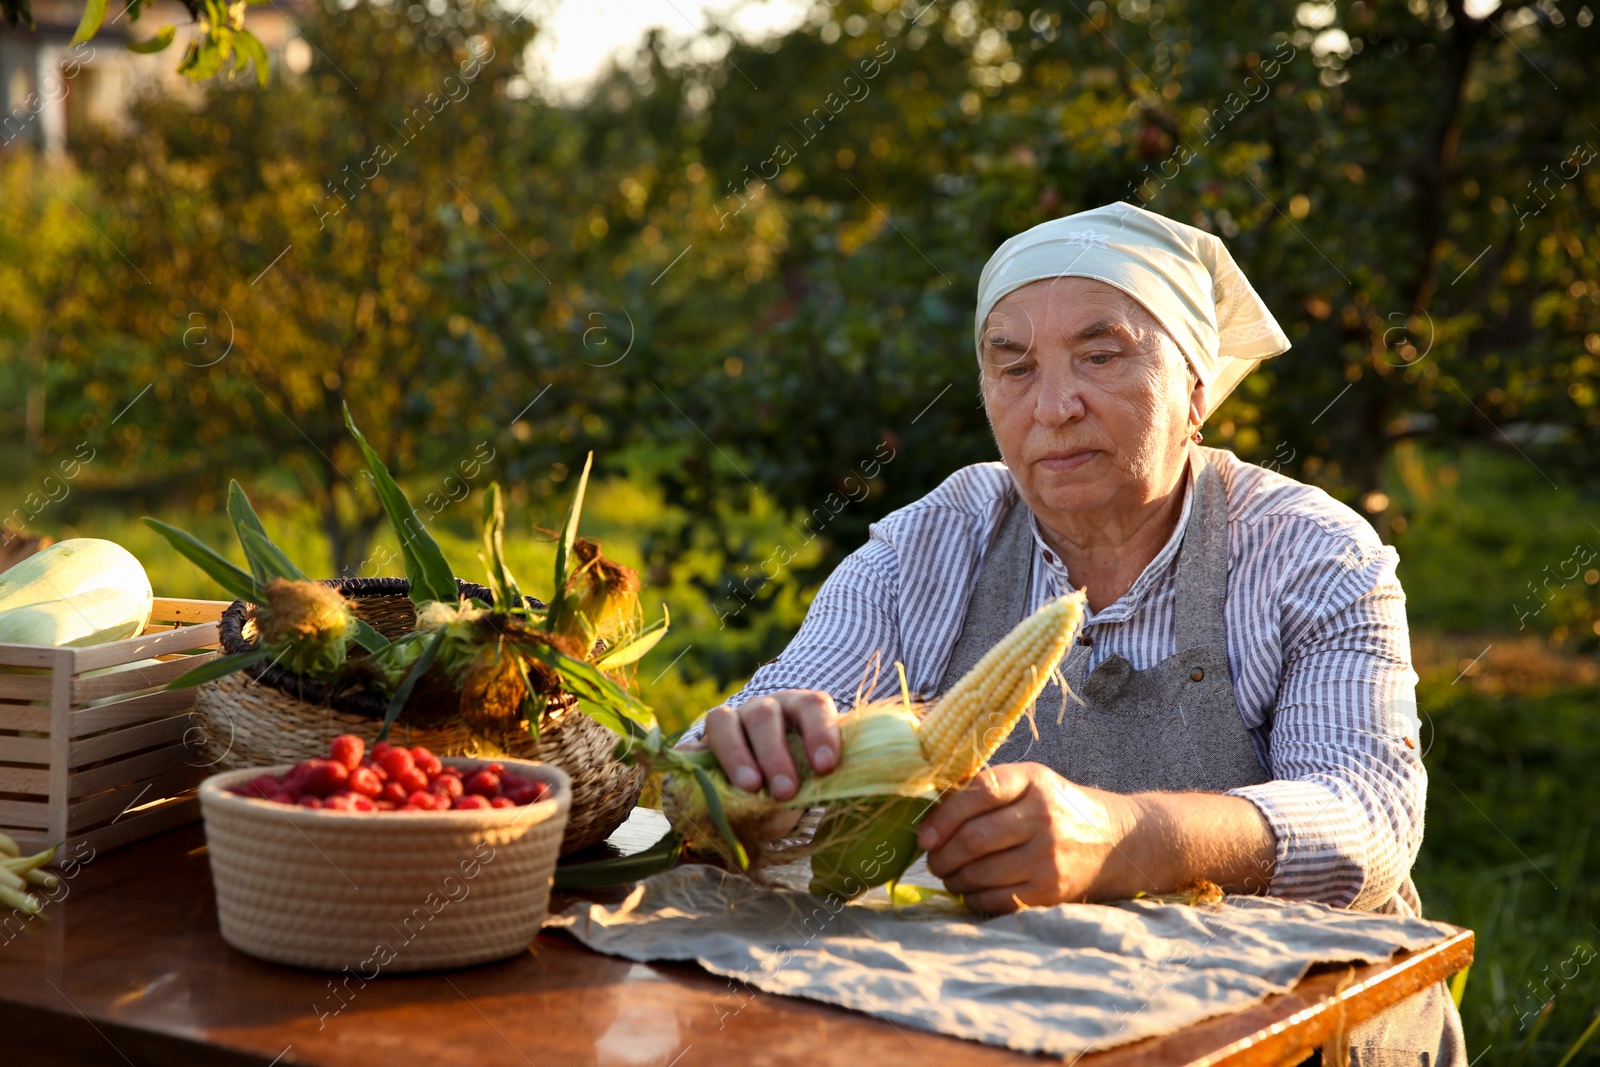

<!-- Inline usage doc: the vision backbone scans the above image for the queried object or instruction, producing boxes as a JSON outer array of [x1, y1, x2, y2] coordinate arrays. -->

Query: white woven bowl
[[199, 757, 571, 972]]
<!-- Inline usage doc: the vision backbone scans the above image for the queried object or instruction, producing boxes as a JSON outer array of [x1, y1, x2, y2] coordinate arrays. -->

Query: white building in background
[[0, 0, 310, 154]]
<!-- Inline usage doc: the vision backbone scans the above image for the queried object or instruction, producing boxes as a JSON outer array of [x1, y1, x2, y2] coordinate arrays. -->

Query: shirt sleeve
[[1227, 531, 1426, 910], [677, 537, 903, 746]]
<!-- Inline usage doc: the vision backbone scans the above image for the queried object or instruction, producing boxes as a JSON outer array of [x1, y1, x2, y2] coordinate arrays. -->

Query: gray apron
[[932, 449, 1466, 1066]]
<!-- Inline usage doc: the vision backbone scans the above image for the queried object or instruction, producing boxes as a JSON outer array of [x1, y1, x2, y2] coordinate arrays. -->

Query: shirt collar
[[1027, 459, 1198, 624]]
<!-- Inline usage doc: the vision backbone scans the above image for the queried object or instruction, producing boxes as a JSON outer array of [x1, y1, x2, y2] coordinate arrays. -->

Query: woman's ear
[[1188, 373, 1208, 433]]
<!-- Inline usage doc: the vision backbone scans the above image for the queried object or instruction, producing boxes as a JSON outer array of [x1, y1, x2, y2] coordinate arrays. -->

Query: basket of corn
[[148, 407, 667, 855]]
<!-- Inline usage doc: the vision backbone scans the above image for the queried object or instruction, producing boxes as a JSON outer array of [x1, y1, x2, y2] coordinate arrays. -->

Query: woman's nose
[[1033, 365, 1085, 427]]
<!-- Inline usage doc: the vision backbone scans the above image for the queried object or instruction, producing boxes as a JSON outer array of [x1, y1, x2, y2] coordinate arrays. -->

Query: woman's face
[[980, 277, 1204, 524]]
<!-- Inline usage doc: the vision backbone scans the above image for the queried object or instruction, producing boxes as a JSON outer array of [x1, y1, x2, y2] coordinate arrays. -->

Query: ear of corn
[[917, 591, 1086, 784], [634, 592, 1087, 901]]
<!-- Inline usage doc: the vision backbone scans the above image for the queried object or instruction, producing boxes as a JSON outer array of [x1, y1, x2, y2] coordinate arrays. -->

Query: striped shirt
[[685, 448, 1426, 912]]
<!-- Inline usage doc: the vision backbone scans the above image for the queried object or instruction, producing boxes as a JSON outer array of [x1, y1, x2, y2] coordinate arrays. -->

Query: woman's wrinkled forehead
[[979, 277, 1187, 368]]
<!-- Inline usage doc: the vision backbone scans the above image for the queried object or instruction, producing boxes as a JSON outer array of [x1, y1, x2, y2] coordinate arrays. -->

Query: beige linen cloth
[[547, 854, 1460, 1059]]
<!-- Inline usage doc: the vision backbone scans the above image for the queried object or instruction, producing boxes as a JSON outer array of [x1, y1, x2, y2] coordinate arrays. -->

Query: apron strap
[[932, 480, 1036, 695], [1173, 448, 1231, 653]]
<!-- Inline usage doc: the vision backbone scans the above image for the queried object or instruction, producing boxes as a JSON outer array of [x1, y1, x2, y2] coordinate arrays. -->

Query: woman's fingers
[[741, 696, 801, 799], [701, 689, 842, 798], [917, 764, 1032, 851], [781, 690, 841, 774], [925, 799, 1034, 879], [703, 704, 764, 792]]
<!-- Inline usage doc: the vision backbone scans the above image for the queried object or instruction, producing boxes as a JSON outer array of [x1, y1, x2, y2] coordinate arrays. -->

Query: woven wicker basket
[[191, 578, 644, 855], [200, 758, 569, 972]]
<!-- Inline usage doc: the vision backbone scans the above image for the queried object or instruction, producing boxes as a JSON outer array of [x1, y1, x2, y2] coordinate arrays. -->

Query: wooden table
[[0, 817, 1472, 1067]]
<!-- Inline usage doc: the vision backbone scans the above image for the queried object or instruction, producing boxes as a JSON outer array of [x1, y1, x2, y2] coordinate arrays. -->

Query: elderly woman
[[680, 202, 1464, 1064]]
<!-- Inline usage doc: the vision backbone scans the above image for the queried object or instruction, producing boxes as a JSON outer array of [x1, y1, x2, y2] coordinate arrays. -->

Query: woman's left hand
[[917, 763, 1142, 914]]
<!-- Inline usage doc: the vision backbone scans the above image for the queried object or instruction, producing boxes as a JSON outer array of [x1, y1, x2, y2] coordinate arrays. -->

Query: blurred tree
[[66, 0, 541, 573], [2, 0, 271, 84]]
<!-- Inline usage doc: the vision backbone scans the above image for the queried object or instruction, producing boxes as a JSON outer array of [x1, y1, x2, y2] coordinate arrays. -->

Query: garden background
[[2, 0, 1598, 1058]]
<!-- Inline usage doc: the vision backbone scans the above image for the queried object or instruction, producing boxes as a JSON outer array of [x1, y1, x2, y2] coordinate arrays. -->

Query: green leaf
[[142, 517, 259, 603], [233, 27, 268, 86], [692, 765, 749, 870], [479, 482, 522, 612], [545, 451, 593, 634], [376, 628, 444, 742], [126, 25, 174, 52], [349, 618, 389, 653], [166, 648, 271, 690], [592, 604, 670, 670], [516, 642, 655, 737], [552, 828, 684, 889], [69, 0, 107, 45], [343, 402, 457, 607], [228, 483, 307, 585]]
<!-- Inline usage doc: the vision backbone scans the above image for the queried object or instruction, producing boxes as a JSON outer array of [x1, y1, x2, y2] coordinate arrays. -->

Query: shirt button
[[1078, 634, 1093, 647], [1190, 668, 1205, 682]]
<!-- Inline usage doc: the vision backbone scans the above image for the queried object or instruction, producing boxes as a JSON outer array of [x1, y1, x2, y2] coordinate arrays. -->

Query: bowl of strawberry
[[199, 735, 571, 973]]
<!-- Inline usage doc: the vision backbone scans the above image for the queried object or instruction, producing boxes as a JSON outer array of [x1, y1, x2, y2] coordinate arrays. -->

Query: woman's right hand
[[676, 689, 842, 802]]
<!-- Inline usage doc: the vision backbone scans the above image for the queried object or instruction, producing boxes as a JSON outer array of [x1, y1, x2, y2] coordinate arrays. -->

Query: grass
[[4, 441, 1598, 1062]]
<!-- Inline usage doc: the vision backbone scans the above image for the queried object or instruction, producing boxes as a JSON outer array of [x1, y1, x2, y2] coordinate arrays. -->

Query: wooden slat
[[70, 744, 197, 798], [72, 655, 201, 704], [0, 645, 59, 669], [67, 767, 207, 832], [0, 799, 49, 829], [149, 598, 230, 624], [71, 688, 200, 737], [0, 736, 51, 763], [68, 715, 190, 769], [54, 794, 200, 865], [0, 674, 55, 700], [72, 622, 222, 674], [0, 765, 49, 795], [0, 705, 50, 731]]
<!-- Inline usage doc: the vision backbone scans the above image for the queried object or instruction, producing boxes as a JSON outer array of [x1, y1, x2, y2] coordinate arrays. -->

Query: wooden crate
[[0, 597, 230, 865]]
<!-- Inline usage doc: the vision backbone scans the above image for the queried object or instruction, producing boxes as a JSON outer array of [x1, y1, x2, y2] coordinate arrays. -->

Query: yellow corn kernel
[[917, 592, 1085, 782]]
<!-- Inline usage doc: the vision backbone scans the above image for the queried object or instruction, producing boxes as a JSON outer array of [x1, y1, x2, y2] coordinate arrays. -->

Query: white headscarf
[[973, 202, 1291, 417]]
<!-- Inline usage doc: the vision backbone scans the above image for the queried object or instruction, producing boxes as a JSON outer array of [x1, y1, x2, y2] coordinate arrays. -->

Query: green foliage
[[1, 0, 270, 84], [1414, 678, 1600, 1061]]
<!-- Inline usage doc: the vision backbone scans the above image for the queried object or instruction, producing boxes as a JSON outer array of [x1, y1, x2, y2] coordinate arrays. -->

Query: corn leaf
[[236, 523, 307, 589], [166, 648, 271, 690], [552, 828, 684, 889], [348, 618, 389, 653], [545, 451, 593, 634], [143, 518, 259, 603], [516, 642, 654, 736], [376, 628, 444, 742], [692, 765, 750, 870], [592, 604, 670, 671], [480, 482, 522, 612], [343, 403, 457, 607]]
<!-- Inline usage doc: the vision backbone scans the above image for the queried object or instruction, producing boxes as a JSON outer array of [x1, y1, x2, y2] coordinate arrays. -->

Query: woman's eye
[[1085, 351, 1117, 366]]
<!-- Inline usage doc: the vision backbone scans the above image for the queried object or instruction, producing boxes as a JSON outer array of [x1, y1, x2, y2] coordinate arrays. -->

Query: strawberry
[[410, 746, 443, 777], [347, 767, 384, 798], [240, 775, 281, 799], [371, 740, 395, 759], [299, 759, 350, 797], [406, 790, 439, 810], [322, 794, 357, 812], [395, 766, 430, 794], [377, 748, 415, 779], [349, 795, 377, 812], [329, 734, 365, 770], [429, 774, 464, 801], [268, 791, 298, 805], [452, 795, 491, 810], [296, 795, 323, 809], [464, 770, 501, 798], [381, 781, 410, 806], [489, 796, 515, 809]]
